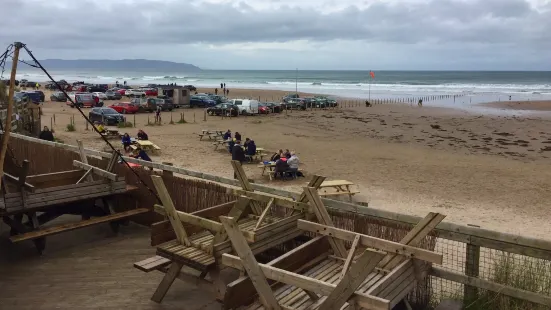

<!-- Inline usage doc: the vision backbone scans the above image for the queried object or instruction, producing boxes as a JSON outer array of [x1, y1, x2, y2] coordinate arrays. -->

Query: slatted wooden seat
[[220, 187, 446, 310]]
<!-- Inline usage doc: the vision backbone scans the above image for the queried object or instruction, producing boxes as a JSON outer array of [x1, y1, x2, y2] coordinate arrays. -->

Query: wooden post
[[133, 114, 136, 127], [53, 113, 56, 124], [464, 243, 480, 302], [85, 120, 89, 131], [203, 110, 205, 122], [50, 117, 53, 132], [0, 42, 22, 190], [162, 162, 173, 177], [195, 112, 197, 123]]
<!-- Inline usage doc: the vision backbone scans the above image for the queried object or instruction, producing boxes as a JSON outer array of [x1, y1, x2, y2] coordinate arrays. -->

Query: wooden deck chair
[[220, 188, 445, 310]]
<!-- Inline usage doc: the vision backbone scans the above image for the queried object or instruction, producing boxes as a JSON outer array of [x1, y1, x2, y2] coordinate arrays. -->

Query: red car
[[115, 88, 126, 96], [109, 102, 139, 114], [258, 103, 271, 114], [143, 88, 158, 96]]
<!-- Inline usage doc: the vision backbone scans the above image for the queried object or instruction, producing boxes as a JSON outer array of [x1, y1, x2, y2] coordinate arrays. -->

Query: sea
[[13, 69, 551, 114]]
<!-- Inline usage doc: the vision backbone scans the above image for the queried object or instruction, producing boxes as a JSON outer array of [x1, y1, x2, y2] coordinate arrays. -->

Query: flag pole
[[369, 70, 372, 101], [295, 68, 298, 94]]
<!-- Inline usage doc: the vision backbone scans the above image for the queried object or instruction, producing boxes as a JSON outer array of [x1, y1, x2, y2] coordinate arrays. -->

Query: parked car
[[125, 89, 146, 97], [208, 95, 228, 104], [24, 91, 42, 104], [265, 102, 281, 113], [88, 84, 109, 92], [14, 92, 30, 104], [285, 98, 306, 110], [50, 91, 68, 102], [183, 85, 197, 91], [302, 97, 316, 108], [283, 93, 300, 103], [29, 90, 45, 102], [92, 92, 107, 100], [88, 107, 125, 125], [229, 99, 259, 115], [141, 88, 158, 97], [190, 95, 216, 108], [67, 92, 99, 108], [206, 103, 239, 117], [130, 98, 156, 112], [258, 103, 271, 114], [148, 98, 173, 111], [105, 90, 122, 100], [109, 102, 139, 114]]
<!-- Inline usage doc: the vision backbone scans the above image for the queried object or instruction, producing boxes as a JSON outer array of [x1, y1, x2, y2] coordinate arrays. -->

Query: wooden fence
[[4, 132, 551, 309]]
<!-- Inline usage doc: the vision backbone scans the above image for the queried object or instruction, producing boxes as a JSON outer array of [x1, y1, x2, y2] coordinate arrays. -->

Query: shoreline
[[479, 100, 551, 111]]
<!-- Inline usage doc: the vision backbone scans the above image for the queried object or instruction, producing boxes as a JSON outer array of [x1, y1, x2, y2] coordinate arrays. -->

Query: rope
[[19, 44, 161, 203]]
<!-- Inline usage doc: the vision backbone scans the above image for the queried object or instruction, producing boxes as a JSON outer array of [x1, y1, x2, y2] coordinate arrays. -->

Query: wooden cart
[[220, 187, 446, 310], [0, 149, 147, 254]]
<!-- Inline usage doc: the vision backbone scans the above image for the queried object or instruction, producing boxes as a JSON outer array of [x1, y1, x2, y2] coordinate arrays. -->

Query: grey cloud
[[0, 0, 550, 50]]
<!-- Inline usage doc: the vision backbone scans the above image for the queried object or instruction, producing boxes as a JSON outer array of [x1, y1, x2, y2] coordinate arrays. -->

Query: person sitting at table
[[223, 129, 232, 140], [235, 131, 242, 142], [137, 129, 148, 140], [121, 133, 132, 152], [231, 140, 246, 179], [228, 139, 235, 153], [244, 138, 251, 149], [95, 122, 106, 134], [287, 151, 300, 176], [270, 149, 283, 161], [274, 157, 290, 180], [284, 149, 291, 159], [132, 146, 152, 162], [246, 139, 257, 156]]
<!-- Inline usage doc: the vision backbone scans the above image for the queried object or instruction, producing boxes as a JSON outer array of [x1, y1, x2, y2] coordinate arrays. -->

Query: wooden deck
[[0, 216, 231, 309]]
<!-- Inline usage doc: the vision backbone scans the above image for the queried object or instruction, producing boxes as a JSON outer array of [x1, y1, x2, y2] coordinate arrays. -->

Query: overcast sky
[[1, 0, 550, 70]]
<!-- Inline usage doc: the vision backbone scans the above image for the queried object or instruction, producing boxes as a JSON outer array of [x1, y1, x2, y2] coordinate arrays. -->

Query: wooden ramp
[[1, 144, 145, 254], [221, 187, 445, 310]]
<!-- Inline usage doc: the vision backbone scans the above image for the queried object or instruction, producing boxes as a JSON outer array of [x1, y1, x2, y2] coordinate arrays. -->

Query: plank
[[319, 180, 355, 188], [73, 160, 118, 181], [318, 248, 387, 310], [366, 259, 413, 296], [77, 140, 94, 181], [9, 208, 149, 242], [222, 254, 390, 310], [25, 170, 84, 184], [134, 255, 172, 272], [303, 187, 348, 258], [340, 235, 360, 280], [228, 188, 310, 212], [255, 198, 274, 230], [151, 175, 191, 246], [220, 216, 281, 310], [297, 220, 443, 264], [151, 261, 183, 303], [153, 204, 223, 233], [298, 175, 326, 202]]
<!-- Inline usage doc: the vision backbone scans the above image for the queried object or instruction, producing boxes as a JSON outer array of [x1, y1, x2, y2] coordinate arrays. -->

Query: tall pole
[[295, 68, 298, 94], [0, 42, 22, 190], [369, 70, 372, 101]]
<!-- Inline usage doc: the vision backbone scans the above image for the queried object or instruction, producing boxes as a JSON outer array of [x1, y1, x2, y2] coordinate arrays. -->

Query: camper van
[[230, 99, 259, 115]]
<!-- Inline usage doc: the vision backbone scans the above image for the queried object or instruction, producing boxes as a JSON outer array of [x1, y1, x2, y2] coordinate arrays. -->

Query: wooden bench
[[318, 179, 359, 201], [245, 153, 267, 163], [220, 187, 445, 310], [136, 175, 312, 303], [267, 169, 303, 181]]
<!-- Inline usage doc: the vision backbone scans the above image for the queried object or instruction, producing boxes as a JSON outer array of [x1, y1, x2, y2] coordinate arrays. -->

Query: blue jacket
[[121, 136, 131, 144], [223, 132, 231, 140], [135, 150, 151, 162], [247, 142, 257, 156]]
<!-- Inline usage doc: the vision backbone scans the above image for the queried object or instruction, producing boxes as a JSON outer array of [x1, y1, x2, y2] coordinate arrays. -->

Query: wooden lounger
[[220, 187, 445, 310]]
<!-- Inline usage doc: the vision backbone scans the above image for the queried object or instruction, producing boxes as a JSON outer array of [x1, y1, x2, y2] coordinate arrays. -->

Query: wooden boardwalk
[[0, 216, 226, 309]]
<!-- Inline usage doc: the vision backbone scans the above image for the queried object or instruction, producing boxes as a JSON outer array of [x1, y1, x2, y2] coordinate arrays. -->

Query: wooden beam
[[106, 150, 119, 172], [366, 259, 413, 296], [25, 170, 84, 184], [77, 140, 94, 181], [72, 160, 118, 181], [3, 173, 34, 190], [222, 253, 390, 310], [150, 175, 190, 246], [303, 187, 348, 258], [219, 216, 281, 310], [18, 160, 30, 188], [153, 204, 223, 234], [340, 234, 360, 280], [431, 266, 551, 307], [76, 168, 93, 184], [318, 248, 387, 310], [297, 220, 443, 264], [228, 188, 310, 212], [255, 198, 274, 230], [231, 160, 262, 215], [298, 175, 326, 202]]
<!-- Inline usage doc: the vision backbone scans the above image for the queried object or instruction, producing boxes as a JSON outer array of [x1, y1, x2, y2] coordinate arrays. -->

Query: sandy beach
[[35, 87, 551, 240], [481, 100, 551, 111]]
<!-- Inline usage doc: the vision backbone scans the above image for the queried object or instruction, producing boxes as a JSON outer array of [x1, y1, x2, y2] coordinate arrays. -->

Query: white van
[[230, 99, 259, 115]]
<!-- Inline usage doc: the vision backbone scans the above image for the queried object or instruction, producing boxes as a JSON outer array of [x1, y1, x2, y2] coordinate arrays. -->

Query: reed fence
[[4, 133, 551, 309]]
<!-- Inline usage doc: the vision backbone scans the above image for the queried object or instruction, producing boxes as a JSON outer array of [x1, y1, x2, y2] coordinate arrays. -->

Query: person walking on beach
[[226, 89, 230, 96], [220, 83, 223, 89], [123, 81, 127, 86], [155, 106, 162, 123], [215, 88, 218, 95]]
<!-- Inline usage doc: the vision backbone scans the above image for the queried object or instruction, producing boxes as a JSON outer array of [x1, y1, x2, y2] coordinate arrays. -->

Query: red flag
[[370, 71, 375, 79]]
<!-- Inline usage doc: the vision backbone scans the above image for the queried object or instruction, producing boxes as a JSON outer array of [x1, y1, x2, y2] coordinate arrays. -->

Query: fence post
[[50, 117, 53, 131], [203, 110, 206, 122], [53, 114, 56, 124], [133, 114, 136, 127], [85, 120, 89, 131], [464, 242, 481, 302], [162, 162, 173, 177]]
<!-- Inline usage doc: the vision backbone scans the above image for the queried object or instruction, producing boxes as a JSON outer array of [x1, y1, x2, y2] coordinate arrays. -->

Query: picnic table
[[213, 139, 231, 151], [100, 128, 121, 139], [318, 179, 359, 201], [199, 129, 224, 141], [130, 139, 161, 152], [257, 161, 276, 178]]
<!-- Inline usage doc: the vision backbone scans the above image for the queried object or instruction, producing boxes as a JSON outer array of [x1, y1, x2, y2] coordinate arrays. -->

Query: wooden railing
[[4, 131, 551, 307]]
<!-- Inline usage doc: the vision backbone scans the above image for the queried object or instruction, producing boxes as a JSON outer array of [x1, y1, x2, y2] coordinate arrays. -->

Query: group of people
[[224, 129, 258, 158], [270, 149, 301, 179], [120, 129, 151, 161]]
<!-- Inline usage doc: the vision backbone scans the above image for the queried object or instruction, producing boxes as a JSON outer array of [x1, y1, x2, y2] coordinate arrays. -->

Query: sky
[[1, 0, 551, 70]]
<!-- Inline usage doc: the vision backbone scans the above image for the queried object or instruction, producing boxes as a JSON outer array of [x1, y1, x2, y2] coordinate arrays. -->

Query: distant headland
[[11, 59, 202, 72]]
